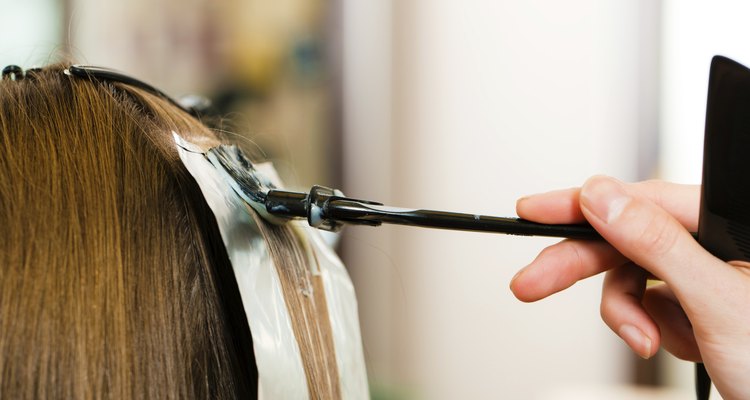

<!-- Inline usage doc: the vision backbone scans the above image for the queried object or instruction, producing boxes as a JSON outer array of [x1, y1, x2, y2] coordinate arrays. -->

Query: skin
[[509, 175, 750, 400]]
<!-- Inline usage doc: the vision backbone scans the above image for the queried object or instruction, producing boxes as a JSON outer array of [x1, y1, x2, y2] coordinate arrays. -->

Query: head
[[0, 64, 339, 398]]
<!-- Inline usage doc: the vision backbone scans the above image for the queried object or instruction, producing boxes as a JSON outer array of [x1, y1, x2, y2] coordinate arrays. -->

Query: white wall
[[660, 0, 750, 183], [343, 1, 658, 398], [0, 0, 61, 67]]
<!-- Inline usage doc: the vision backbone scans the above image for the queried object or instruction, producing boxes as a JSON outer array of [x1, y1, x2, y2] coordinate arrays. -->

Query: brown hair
[[0, 65, 340, 399]]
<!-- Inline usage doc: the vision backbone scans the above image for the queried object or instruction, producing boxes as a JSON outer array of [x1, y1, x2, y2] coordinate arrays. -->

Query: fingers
[[642, 284, 701, 362], [513, 175, 744, 374], [516, 187, 584, 224], [600, 263, 659, 359], [630, 180, 701, 232], [517, 179, 701, 230], [600, 272, 702, 361], [510, 239, 627, 302], [578, 176, 728, 296]]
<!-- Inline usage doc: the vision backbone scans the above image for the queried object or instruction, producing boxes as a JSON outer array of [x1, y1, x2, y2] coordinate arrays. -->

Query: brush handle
[[266, 189, 700, 241], [326, 200, 601, 239]]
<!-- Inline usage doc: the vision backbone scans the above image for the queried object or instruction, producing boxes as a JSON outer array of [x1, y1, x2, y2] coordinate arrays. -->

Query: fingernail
[[580, 177, 631, 224], [619, 324, 652, 359]]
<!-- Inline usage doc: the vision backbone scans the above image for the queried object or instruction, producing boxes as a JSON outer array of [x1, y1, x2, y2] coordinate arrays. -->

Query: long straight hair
[[0, 65, 340, 399]]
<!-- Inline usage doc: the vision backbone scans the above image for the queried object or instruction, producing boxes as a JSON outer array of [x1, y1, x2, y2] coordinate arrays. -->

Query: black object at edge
[[66, 65, 209, 117], [695, 54, 750, 399], [2, 65, 23, 80], [696, 363, 711, 400]]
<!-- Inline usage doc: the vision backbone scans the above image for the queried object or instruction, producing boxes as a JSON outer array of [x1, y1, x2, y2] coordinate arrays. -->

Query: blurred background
[[3, 0, 750, 398]]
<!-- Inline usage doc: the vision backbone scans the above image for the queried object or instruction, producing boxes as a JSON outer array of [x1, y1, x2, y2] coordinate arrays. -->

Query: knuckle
[[562, 241, 586, 276], [632, 211, 679, 258], [599, 294, 616, 327], [560, 241, 592, 287], [599, 272, 618, 327], [536, 244, 558, 262], [549, 242, 586, 290]]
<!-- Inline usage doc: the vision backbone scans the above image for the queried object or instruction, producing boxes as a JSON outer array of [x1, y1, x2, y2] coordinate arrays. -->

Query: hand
[[509, 175, 750, 400]]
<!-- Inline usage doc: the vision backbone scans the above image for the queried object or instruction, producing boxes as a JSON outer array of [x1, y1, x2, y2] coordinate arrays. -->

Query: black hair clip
[[64, 65, 211, 117], [2, 65, 24, 81], [24, 67, 43, 81]]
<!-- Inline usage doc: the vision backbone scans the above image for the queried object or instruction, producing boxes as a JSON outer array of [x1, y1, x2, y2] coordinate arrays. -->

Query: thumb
[[579, 175, 727, 298]]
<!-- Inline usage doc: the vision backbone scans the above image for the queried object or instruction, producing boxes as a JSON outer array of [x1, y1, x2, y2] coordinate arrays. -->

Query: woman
[[0, 64, 366, 399]]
